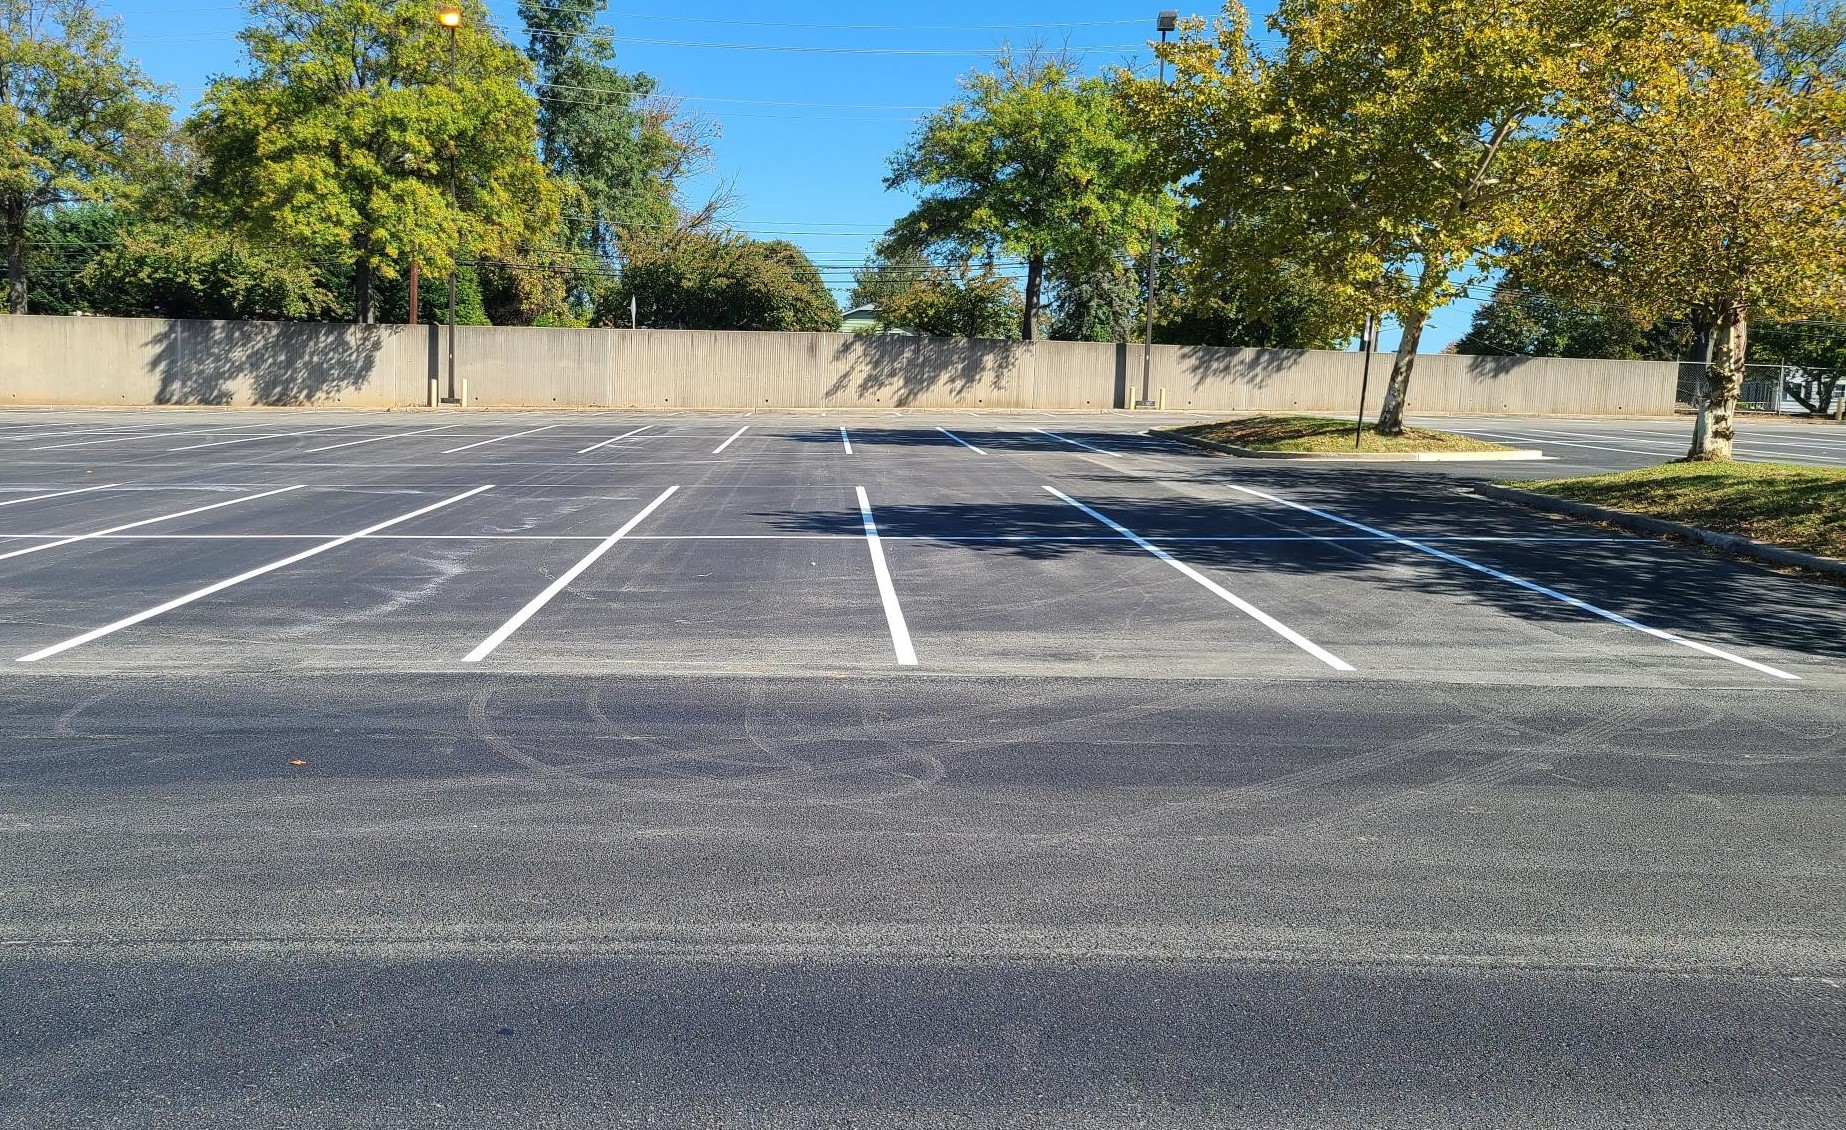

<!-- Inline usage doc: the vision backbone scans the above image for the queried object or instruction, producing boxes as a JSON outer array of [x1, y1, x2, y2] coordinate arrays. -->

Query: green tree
[[855, 253, 1023, 339], [1048, 254, 1139, 343], [1125, 1, 1747, 433], [188, 0, 562, 324], [884, 51, 1163, 341], [518, 0, 687, 259], [601, 229, 838, 332], [1509, 15, 1846, 459], [0, 0, 172, 313], [1454, 277, 1685, 361], [80, 221, 337, 320]]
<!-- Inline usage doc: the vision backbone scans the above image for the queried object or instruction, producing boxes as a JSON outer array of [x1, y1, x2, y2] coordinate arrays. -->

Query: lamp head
[[437, 5, 462, 28], [1157, 11, 1179, 32]]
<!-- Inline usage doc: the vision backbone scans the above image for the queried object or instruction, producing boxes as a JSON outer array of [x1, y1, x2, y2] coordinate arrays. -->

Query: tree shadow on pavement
[[766, 485, 1846, 664]]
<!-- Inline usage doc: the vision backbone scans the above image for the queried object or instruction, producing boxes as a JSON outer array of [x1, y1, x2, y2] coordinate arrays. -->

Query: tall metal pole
[[1141, 16, 1175, 409], [1354, 313, 1376, 450], [446, 23, 459, 404]]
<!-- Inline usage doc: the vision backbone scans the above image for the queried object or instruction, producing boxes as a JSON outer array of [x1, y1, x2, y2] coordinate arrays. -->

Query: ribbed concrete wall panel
[[0, 315, 1682, 415]]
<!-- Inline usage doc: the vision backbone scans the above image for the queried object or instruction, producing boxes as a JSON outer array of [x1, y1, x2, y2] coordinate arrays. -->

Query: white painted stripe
[[1223, 482, 1800, 681], [304, 425, 467, 453], [169, 422, 375, 452], [577, 425, 650, 454], [712, 426, 750, 455], [0, 484, 120, 509], [1046, 486, 1354, 672], [0, 485, 305, 563], [16, 485, 493, 663], [463, 485, 679, 662], [937, 427, 985, 454], [856, 486, 918, 667], [1033, 428, 1124, 458], [441, 424, 562, 455], [3, 426, 162, 442], [32, 431, 209, 451], [841, 427, 853, 454], [0, 532, 1646, 545]]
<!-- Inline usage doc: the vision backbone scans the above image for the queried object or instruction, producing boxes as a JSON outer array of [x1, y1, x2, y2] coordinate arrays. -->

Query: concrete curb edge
[[1150, 427, 1546, 462], [1474, 482, 1846, 580]]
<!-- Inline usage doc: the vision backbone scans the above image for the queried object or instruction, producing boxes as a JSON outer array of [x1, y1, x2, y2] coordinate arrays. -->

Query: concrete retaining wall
[[0, 315, 1681, 415]]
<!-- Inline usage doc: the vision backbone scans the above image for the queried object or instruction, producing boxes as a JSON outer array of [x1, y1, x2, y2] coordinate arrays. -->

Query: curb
[[1473, 482, 1846, 580], [1151, 428, 1546, 463]]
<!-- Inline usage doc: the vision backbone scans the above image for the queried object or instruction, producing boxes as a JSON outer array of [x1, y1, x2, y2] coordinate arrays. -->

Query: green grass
[[1516, 461, 1846, 560], [1170, 414, 1512, 454]]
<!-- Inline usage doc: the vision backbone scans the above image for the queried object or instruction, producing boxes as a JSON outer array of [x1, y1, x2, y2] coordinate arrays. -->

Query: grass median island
[[1170, 414, 1512, 454], [1515, 461, 1846, 560]]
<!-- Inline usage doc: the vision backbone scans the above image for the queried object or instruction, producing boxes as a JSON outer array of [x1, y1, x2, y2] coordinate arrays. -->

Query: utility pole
[[1139, 11, 1179, 410]]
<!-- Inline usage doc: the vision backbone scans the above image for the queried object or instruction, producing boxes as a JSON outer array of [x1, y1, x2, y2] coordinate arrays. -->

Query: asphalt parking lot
[[1, 408, 1841, 1128]]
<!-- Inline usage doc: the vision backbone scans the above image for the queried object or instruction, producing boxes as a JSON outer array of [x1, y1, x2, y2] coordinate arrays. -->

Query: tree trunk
[[354, 257, 374, 325], [5, 194, 27, 315], [1372, 307, 1428, 436], [1688, 304, 1746, 461], [1022, 254, 1043, 341]]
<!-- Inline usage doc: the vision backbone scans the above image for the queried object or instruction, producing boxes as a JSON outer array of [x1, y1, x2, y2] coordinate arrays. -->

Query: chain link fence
[[1678, 362, 1845, 418]]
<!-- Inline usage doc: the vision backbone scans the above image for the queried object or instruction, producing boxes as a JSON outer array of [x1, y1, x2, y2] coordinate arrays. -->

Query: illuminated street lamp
[[438, 4, 462, 403]]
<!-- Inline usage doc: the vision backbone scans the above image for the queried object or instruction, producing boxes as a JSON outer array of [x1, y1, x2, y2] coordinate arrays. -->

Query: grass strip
[[1171, 414, 1511, 454], [1514, 461, 1846, 560]]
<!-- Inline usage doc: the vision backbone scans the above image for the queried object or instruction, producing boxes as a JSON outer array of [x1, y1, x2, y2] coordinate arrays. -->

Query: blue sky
[[92, 0, 1475, 349]]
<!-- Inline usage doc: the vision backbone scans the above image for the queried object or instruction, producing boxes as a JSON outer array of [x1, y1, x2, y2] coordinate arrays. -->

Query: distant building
[[839, 305, 916, 335]]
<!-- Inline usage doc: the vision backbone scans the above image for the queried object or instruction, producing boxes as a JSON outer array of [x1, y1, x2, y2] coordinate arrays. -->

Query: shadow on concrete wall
[[151, 320, 388, 406], [827, 336, 1025, 407], [1173, 344, 1303, 394]]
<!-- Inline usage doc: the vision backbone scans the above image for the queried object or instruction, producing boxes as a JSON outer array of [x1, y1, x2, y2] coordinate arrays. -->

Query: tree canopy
[[1508, 8, 1846, 458], [883, 51, 1164, 341], [1125, 0, 1754, 433], [188, 0, 562, 323], [601, 229, 839, 333], [518, 0, 692, 261], [0, 0, 172, 313], [853, 252, 1023, 339]]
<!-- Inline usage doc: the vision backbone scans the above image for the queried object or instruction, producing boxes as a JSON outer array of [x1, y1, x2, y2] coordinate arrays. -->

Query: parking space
[[0, 407, 1837, 687]]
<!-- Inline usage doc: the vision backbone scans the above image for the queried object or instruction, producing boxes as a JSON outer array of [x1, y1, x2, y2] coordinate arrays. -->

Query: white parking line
[[841, 427, 853, 454], [1032, 428, 1123, 458], [855, 487, 918, 667], [937, 427, 985, 454], [169, 422, 375, 452], [712, 426, 750, 455], [0, 485, 305, 563], [16, 485, 494, 663], [3, 426, 162, 443], [578, 426, 650, 455], [304, 425, 467, 454], [32, 431, 215, 451], [0, 484, 120, 509], [442, 424, 562, 455], [463, 485, 680, 663], [1046, 487, 1353, 672], [1222, 482, 1800, 681]]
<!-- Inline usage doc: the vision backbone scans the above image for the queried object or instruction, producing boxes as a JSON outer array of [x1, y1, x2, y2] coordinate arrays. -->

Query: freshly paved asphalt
[[1, 408, 1840, 1127]]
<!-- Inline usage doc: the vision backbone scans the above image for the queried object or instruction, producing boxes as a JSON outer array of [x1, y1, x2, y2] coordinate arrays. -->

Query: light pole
[[438, 3, 462, 404], [1140, 11, 1178, 410]]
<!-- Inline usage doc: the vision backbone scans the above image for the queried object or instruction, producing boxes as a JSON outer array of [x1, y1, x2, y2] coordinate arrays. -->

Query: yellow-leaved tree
[[1124, 0, 1751, 433], [1508, 20, 1846, 460]]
